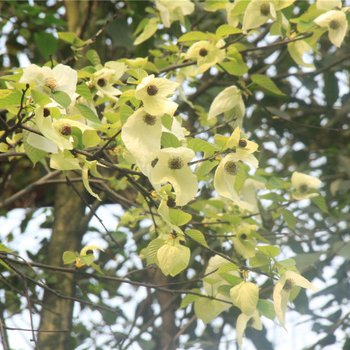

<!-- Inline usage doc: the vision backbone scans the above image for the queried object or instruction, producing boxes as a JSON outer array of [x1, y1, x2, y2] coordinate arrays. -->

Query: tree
[[0, 1, 349, 349]]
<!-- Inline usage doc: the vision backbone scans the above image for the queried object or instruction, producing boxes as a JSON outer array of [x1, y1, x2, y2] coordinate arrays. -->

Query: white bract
[[273, 270, 318, 327], [208, 85, 245, 121], [155, 0, 195, 28], [135, 74, 178, 116], [185, 39, 226, 73], [316, 0, 342, 11], [121, 108, 162, 172], [291, 171, 322, 200], [314, 10, 348, 47], [149, 147, 197, 206], [236, 310, 262, 348], [20, 63, 77, 101], [75, 245, 104, 268], [92, 61, 126, 100], [242, 0, 295, 32]]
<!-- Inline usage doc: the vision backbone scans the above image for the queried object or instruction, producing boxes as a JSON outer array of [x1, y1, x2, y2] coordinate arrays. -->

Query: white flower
[[93, 61, 126, 100], [242, 0, 295, 32], [121, 108, 162, 173], [155, 0, 195, 28], [236, 311, 262, 348], [208, 85, 245, 121], [135, 74, 178, 116], [239, 178, 265, 213], [314, 10, 348, 47], [20, 63, 77, 101], [232, 223, 257, 259], [185, 40, 226, 73], [273, 270, 318, 328], [149, 147, 197, 206], [291, 171, 322, 200], [214, 128, 259, 206]]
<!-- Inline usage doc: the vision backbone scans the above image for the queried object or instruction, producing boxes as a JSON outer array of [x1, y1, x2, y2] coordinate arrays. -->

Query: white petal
[[291, 171, 322, 190], [316, 0, 342, 11], [53, 64, 77, 99], [285, 271, 318, 291]]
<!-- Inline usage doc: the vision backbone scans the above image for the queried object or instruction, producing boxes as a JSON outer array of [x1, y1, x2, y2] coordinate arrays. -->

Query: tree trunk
[[37, 182, 86, 349]]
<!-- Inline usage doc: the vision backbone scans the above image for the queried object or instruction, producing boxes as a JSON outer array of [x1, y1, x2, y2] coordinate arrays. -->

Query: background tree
[[0, 1, 349, 350]]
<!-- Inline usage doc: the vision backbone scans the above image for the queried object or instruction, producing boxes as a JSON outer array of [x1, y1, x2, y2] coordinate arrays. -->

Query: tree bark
[[37, 182, 87, 349]]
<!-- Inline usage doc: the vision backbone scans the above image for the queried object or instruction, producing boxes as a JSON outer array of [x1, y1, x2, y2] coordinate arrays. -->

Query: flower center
[[97, 78, 107, 87], [143, 114, 157, 126], [43, 108, 50, 117], [283, 278, 294, 291], [85, 250, 94, 255], [199, 48, 208, 57], [329, 19, 340, 30], [240, 233, 248, 240], [44, 77, 58, 91], [151, 158, 159, 168], [168, 157, 184, 170], [224, 161, 237, 175], [147, 84, 158, 96], [60, 125, 72, 136], [167, 197, 176, 208], [299, 184, 308, 193], [260, 3, 270, 16], [239, 139, 247, 148]]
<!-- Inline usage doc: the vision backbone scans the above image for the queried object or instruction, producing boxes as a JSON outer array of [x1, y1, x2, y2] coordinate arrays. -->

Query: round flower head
[[314, 10, 348, 47], [121, 108, 162, 173], [291, 171, 322, 200], [185, 40, 226, 73], [20, 63, 77, 101], [155, 0, 195, 28], [135, 74, 179, 116], [273, 270, 318, 328], [149, 147, 197, 206]]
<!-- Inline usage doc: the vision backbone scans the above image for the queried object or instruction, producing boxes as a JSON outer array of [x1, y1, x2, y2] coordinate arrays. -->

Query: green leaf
[[257, 299, 275, 320], [0, 243, 13, 253], [0, 89, 22, 109], [295, 252, 322, 272], [86, 49, 101, 66], [180, 289, 200, 308], [58, 31, 85, 47], [281, 208, 297, 229], [234, 162, 249, 192], [216, 24, 241, 38], [161, 132, 181, 148], [312, 196, 328, 213], [145, 238, 165, 265], [218, 272, 242, 285], [186, 229, 209, 248], [76, 83, 93, 103], [168, 209, 192, 226], [251, 74, 286, 96], [34, 32, 58, 59], [258, 245, 280, 258], [52, 91, 71, 108], [23, 139, 47, 165], [76, 103, 100, 124], [194, 298, 230, 323], [178, 31, 208, 43], [62, 251, 77, 264], [230, 281, 259, 316], [187, 138, 217, 154], [31, 89, 51, 107], [202, 0, 229, 12], [134, 17, 159, 45]]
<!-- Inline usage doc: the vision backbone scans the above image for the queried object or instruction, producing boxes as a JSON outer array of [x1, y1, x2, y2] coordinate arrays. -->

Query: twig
[[0, 170, 61, 209]]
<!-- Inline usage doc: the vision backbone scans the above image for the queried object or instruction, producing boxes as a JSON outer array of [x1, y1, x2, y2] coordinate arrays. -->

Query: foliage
[[0, 1, 350, 349]]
